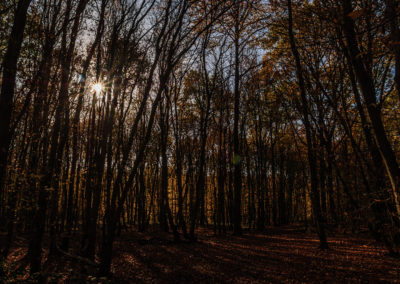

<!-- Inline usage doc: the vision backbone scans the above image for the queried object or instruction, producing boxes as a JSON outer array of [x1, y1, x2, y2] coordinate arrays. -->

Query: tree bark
[[0, 0, 32, 222], [287, 0, 328, 249], [341, 0, 400, 220]]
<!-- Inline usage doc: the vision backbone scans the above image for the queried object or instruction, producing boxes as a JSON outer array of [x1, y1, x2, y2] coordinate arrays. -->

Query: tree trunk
[[0, 0, 32, 221], [233, 6, 242, 235], [287, 0, 328, 249], [341, 0, 400, 219]]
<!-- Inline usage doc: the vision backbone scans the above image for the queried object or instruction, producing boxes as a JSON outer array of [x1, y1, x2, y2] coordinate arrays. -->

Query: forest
[[1, 0, 400, 282]]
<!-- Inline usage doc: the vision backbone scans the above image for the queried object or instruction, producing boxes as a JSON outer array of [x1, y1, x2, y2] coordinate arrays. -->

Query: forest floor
[[3, 224, 400, 283]]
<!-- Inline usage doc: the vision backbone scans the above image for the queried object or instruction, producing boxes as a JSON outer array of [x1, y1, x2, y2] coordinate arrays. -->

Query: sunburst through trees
[[1, 0, 400, 282]]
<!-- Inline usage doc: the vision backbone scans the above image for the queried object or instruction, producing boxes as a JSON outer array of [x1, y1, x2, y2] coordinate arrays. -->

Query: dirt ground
[[4, 225, 400, 283]]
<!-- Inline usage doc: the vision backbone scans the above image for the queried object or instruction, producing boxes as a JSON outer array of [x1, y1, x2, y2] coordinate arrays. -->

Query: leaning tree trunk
[[341, 0, 400, 254], [287, 0, 328, 249]]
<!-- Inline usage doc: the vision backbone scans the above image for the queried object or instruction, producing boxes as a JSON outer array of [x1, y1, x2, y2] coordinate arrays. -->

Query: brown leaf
[[348, 9, 364, 20]]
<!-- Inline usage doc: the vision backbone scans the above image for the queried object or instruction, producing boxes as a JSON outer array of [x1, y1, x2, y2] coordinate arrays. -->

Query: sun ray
[[91, 82, 103, 94]]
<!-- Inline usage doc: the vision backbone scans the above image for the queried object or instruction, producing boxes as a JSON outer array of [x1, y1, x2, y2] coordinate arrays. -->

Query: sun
[[91, 82, 103, 94]]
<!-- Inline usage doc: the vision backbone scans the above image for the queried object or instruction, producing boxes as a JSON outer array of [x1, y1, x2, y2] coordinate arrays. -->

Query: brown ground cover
[[4, 225, 400, 283]]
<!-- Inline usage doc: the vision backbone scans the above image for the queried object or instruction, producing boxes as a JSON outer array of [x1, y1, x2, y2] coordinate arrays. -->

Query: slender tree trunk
[[159, 101, 170, 232], [0, 0, 32, 223], [233, 5, 242, 235], [287, 0, 328, 249], [341, 0, 400, 219], [271, 134, 277, 226], [385, 0, 400, 101]]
